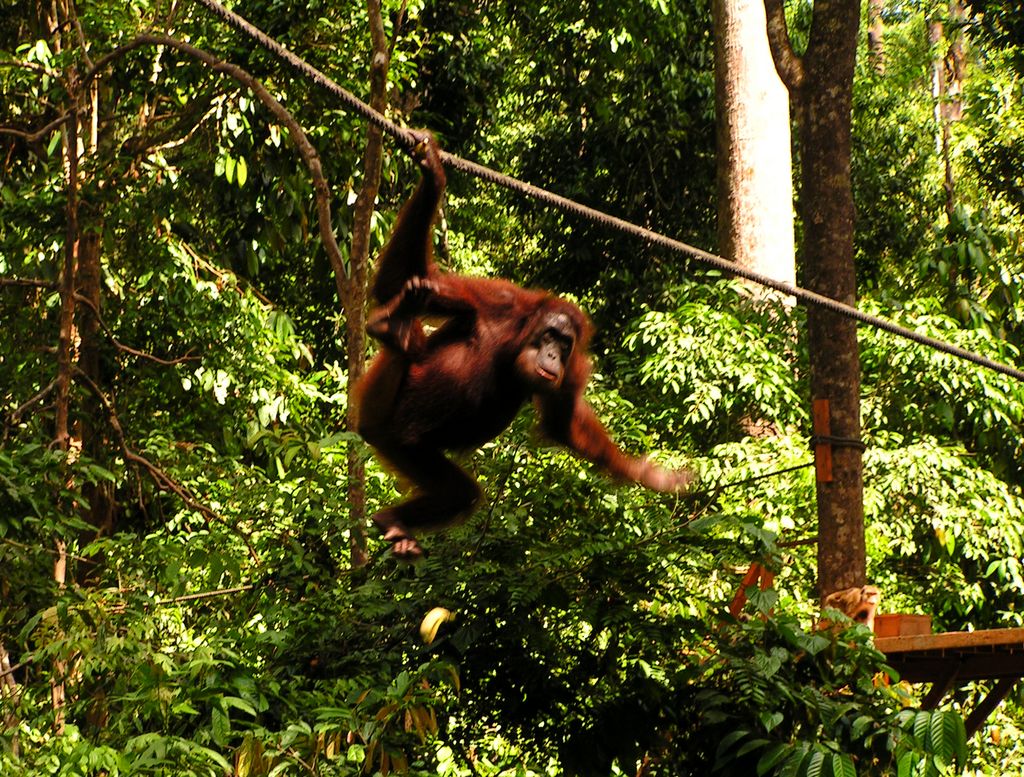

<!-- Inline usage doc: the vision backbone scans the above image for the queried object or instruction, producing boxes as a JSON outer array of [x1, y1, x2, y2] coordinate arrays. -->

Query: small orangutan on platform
[[355, 131, 695, 560]]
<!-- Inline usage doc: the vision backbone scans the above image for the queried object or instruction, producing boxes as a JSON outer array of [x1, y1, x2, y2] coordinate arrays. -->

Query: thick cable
[[444, 156, 1024, 383], [192, 0, 1024, 383]]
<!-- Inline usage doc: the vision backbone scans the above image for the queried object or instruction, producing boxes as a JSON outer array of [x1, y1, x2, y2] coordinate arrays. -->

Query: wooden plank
[[888, 652, 1024, 683], [876, 627, 1024, 655], [875, 629, 1024, 736]]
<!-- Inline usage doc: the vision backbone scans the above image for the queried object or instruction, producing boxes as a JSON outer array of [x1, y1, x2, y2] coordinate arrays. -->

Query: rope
[[809, 434, 867, 452], [692, 460, 815, 501], [153, 584, 255, 605], [192, 0, 1024, 384], [192, 0, 416, 149], [717, 461, 816, 491]]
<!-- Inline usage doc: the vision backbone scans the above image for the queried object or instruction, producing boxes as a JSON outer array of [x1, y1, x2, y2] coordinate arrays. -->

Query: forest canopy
[[1, 0, 1024, 775]]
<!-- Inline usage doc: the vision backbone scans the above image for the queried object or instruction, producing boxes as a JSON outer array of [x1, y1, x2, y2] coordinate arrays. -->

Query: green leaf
[[805, 750, 825, 777], [832, 753, 856, 777], [913, 709, 931, 744], [897, 751, 913, 777], [716, 729, 751, 763], [223, 695, 258, 718], [851, 714, 874, 740], [929, 708, 949, 760], [778, 745, 812, 777], [198, 745, 233, 773], [236, 156, 248, 186], [756, 743, 790, 776], [737, 738, 771, 759], [759, 710, 785, 733], [931, 710, 967, 765], [211, 706, 230, 747]]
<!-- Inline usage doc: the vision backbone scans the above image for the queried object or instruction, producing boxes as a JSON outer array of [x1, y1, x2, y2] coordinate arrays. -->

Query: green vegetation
[[1, 0, 1023, 774]]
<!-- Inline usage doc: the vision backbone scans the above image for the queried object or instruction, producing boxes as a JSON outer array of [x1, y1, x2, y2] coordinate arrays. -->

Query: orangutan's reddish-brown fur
[[356, 132, 694, 560]]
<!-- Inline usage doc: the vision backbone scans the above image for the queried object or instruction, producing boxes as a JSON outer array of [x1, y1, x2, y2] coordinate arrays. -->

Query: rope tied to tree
[[192, 0, 1024, 384]]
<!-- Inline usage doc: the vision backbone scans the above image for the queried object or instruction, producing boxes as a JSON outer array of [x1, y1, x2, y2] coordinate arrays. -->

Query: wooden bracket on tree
[[812, 398, 833, 483], [728, 561, 776, 618]]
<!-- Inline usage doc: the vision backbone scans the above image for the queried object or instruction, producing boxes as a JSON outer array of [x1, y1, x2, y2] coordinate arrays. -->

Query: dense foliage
[[2, 0, 1023, 774]]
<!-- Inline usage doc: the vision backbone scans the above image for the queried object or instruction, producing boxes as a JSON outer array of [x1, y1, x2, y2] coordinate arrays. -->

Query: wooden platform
[[876, 627, 1024, 735]]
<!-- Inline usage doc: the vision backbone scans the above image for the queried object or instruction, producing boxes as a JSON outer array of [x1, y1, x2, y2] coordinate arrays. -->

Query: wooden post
[[965, 678, 1018, 737]]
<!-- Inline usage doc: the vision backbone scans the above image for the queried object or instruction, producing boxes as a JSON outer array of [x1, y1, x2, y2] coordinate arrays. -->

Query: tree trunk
[[943, 1, 966, 124], [764, 0, 864, 601], [78, 225, 117, 573], [55, 109, 79, 453], [868, 0, 885, 73], [50, 1, 80, 729], [713, 0, 795, 298], [0, 643, 20, 755], [345, 0, 390, 568], [932, 2, 966, 219]]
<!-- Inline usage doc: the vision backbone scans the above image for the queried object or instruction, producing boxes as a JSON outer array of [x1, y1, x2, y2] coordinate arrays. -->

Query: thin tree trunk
[[55, 110, 79, 452], [51, 539, 68, 734], [77, 44, 111, 554], [868, 0, 885, 73], [51, 2, 79, 726], [944, 1, 966, 124], [932, 2, 966, 219], [798, 101, 864, 601], [77, 61, 107, 547], [78, 226, 116, 574], [345, 0, 391, 568], [1, 643, 21, 756]]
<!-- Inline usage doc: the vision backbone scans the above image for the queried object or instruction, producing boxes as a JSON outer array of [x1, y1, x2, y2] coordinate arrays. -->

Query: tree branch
[[1, 536, 98, 565], [0, 277, 57, 290], [83, 34, 350, 312], [0, 113, 72, 145], [8, 377, 59, 426], [0, 655, 30, 682], [66, 1, 95, 71], [73, 293, 199, 366], [72, 367, 261, 563], [0, 59, 56, 76], [155, 584, 255, 605], [763, 0, 804, 92], [120, 94, 218, 159]]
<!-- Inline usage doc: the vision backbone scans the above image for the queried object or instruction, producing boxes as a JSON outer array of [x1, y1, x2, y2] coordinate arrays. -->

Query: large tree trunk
[[798, 88, 864, 601], [712, 0, 795, 296], [765, 0, 864, 601]]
